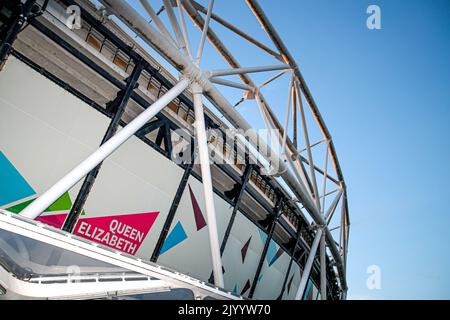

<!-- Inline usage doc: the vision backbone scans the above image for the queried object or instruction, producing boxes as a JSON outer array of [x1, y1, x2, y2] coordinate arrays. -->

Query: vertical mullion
[[248, 198, 283, 298], [220, 164, 253, 255], [278, 224, 304, 299], [151, 143, 195, 262]]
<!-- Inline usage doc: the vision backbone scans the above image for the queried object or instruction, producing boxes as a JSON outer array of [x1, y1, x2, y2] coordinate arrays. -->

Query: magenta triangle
[[188, 184, 207, 231]]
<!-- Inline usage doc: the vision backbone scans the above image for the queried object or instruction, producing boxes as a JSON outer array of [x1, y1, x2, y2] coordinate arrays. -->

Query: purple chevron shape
[[188, 184, 207, 231], [241, 236, 252, 263]]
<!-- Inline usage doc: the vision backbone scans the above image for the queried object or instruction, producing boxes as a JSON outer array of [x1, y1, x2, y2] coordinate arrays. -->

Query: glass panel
[[0, 229, 131, 279]]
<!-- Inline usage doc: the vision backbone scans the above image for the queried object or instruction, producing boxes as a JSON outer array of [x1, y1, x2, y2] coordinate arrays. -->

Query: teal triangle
[[160, 221, 187, 255], [269, 247, 284, 267], [303, 279, 313, 300], [232, 284, 238, 295], [258, 229, 267, 243], [0, 151, 35, 206], [258, 229, 277, 265], [258, 273, 263, 282]]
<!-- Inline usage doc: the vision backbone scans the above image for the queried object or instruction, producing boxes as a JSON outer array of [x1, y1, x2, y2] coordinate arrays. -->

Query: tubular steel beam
[[62, 63, 143, 232], [99, 0, 345, 291], [139, 0, 178, 48], [182, 0, 348, 290], [295, 228, 323, 300], [183, 0, 323, 213], [195, 0, 214, 65], [324, 189, 343, 225], [248, 200, 283, 298], [189, 0, 283, 61], [246, 0, 350, 260], [20, 79, 190, 219], [176, 0, 194, 61], [192, 84, 224, 287], [162, 0, 190, 57], [12, 35, 323, 297], [209, 64, 289, 77], [210, 77, 253, 91], [320, 229, 327, 300]]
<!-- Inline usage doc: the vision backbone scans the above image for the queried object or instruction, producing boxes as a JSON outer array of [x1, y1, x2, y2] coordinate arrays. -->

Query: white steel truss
[[15, 0, 350, 298]]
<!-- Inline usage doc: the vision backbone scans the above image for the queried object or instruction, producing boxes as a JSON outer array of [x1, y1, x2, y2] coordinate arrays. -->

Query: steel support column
[[192, 83, 224, 287], [320, 228, 327, 300], [295, 228, 323, 300], [248, 200, 283, 298], [20, 79, 189, 219], [62, 63, 143, 232]]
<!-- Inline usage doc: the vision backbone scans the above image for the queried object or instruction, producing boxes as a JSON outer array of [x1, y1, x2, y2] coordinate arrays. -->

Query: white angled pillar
[[295, 228, 323, 300], [191, 82, 224, 288], [20, 79, 189, 219]]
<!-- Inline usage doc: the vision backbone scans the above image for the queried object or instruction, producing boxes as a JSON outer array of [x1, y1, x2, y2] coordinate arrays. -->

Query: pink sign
[[37, 212, 159, 255]]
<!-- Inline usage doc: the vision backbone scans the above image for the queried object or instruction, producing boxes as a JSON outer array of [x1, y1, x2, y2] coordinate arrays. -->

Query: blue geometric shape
[[269, 247, 284, 266], [258, 229, 267, 243], [258, 273, 263, 282], [257, 229, 278, 265], [160, 221, 187, 255], [303, 279, 313, 300], [0, 151, 35, 207], [232, 284, 238, 295], [266, 241, 277, 265]]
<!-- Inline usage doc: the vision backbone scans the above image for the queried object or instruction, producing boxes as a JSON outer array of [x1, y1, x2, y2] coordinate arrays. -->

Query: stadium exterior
[[0, 0, 350, 300]]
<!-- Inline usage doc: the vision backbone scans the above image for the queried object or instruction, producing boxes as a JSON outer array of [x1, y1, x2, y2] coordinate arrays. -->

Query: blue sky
[[130, 0, 450, 299], [253, 0, 450, 299]]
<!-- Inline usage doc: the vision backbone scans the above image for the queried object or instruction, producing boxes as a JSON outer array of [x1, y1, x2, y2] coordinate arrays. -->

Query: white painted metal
[[320, 228, 327, 300], [139, 0, 178, 48], [176, 0, 193, 60], [321, 141, 329, 213], [209, 64, 289, 77], [281, 77, 293, 156], [325, 189, 343, 225], [295, 228, 323, 300], [210, 77, 253, 91], [163, 0, 190, 57], [298, 138, 326, 154], [0, 209, 238, 300], [35, 0, 347, 294], [295, 80, 321, 211], [192, 83, 224, 287], [258, 69, 289, 89], [195, 0, 215, 65], [20, 79, 189, 219]]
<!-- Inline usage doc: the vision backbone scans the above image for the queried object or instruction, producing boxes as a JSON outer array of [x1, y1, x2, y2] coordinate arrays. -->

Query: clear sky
[[129, 0, 450, 299], [251, 0, 450, 299]]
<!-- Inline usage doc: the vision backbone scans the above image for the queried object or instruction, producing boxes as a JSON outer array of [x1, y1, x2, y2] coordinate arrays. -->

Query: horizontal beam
[[210, 77, 254, 91], [208, 64, 289, 77]]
